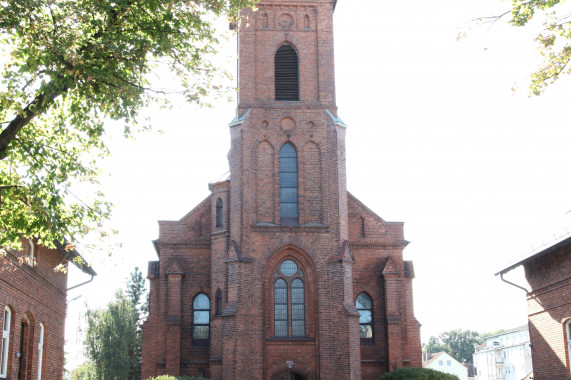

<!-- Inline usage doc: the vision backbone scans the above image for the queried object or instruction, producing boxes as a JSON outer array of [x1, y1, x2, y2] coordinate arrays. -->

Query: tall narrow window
[[566, 320, 571, 376], [193, 294, 210, 341], [275, 44, 299, 101], [273, 259, 305, 337], [356, 293, 373, 343], [216, 290, 222, 316], [274, 279, 288, 336], [291, 279, 305, 336], [280, 143, 298, 226], [36, 323, 44, 380], [216, 198, 223, 227], [1, 306, 10, 377]]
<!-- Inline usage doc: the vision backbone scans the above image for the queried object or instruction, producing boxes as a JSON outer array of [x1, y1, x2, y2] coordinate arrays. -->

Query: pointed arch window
[[1, 306, 11, 377], [566, 319, 571, 375], [193, 294, 210, 342], [275, 44, 299, 101], [280, 143, 298, 226], [36, 323, 44, 380], [356, 293, 373, 344], [216, 198, 223, 227], [274, 259, 305, 337]]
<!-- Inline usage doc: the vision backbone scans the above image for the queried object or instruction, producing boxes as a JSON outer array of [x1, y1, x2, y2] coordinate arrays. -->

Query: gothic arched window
[[193, 293, 210, 341], [280, 143, 298, 226], [356, 293, 373, 343], [274, 259, 305, 337], [275, 44, 299, 101], [37, 323, 44, 380], [1, 306, 11, 377], [216, 198, 223, 227]]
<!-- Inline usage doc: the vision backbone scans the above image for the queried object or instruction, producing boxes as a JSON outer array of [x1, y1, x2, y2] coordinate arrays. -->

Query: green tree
[[70, 361, 97, 380], [83, 268, 147, 380], [423, 329, 481, 364], [0, 0, 257, 253], [480, 0, 571, 95]]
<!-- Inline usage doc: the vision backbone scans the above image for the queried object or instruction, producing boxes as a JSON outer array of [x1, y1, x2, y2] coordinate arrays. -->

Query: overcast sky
[[65, 0, 571, 368]]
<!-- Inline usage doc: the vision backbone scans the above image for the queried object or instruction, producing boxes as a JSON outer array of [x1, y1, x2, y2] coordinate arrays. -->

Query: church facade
[[141, 1, 421, 379]]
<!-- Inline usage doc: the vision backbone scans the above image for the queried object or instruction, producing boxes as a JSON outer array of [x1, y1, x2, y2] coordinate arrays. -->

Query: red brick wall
[[524, 244, 571, 380], [1, 242, 68, 380]]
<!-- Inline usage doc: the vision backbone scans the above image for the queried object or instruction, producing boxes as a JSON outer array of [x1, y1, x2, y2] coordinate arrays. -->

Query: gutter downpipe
[[499, 272, 528, 293], [67, 274, 95, 291]]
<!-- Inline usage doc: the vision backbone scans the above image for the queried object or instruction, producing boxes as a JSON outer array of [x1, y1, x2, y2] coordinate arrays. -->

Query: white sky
[[65, 0, 571, 368]]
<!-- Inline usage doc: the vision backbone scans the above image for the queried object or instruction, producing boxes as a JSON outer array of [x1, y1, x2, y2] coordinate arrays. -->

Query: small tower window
[[216, 198, 223, 227], [275, 44, 299, 101], [280, 143, 298, 226], [566, 319, 571, 376]]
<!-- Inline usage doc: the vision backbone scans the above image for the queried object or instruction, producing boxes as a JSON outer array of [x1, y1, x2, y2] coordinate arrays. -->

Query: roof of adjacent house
[[423, 351, 463, 368], [496, 233, 571, 276]]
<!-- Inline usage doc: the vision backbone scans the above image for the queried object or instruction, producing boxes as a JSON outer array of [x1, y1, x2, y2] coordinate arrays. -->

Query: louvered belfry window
[[275, 44, 299, 101]]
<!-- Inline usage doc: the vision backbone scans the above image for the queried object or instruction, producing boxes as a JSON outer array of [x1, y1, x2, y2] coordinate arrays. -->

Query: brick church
[[141, 0, 421, 379]]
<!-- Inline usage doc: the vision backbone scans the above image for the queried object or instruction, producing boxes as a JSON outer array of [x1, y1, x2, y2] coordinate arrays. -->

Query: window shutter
[[275, 45, 299, 101]]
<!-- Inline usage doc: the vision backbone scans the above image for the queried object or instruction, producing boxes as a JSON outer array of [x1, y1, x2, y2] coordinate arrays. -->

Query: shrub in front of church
[[147, 376, 208, 380], [378, 367, 460, 380]]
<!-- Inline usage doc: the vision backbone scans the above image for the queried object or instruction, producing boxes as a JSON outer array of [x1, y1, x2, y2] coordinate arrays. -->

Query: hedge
[[378, 367, 461, 380]]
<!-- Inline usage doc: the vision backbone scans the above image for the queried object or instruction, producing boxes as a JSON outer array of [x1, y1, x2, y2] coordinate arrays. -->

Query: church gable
[[157, 197, 211, 242], [347, 192, 405, 244]]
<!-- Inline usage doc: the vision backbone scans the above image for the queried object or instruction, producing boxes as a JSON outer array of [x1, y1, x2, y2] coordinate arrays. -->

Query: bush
[[378, 367, 460, 380], [146, 377, 208, 380]]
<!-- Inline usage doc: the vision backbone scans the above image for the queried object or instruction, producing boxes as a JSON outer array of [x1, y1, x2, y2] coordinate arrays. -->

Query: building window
[[447, 360, 451, 366], [36, 323, 44, 380], [274, 259, 305, 337], [439, 360, 443, 366], [280, 143, 298, 226], [1, 306, 11, 378], [193, 294, 210, 342], [215, 290, 222, 316], [566, 319, 571, 376], [356, 293, 373, 343], [275, 44, 299, 101], [216, 198, 223, 227]]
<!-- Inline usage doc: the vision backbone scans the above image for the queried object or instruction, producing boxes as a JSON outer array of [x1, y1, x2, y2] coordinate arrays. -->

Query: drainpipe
[[67, 274, 94, 291], [499, 272, 528, 293]]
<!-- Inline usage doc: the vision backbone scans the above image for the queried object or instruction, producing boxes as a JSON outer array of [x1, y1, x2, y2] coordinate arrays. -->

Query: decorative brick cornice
[[350, 241, 408, 250], [156, 242, 211, 249], [251, 224, 329, 233]]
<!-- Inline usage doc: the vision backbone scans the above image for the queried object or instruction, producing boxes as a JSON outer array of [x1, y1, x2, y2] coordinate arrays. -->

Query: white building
[[423, 351, 468, 380], [473, 326, 533, 380]]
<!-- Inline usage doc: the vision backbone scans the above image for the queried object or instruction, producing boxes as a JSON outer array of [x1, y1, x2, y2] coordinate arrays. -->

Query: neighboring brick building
[[0, 240, 95, 380], [142, 0, 421, 379], [497, 234, 571, 380]]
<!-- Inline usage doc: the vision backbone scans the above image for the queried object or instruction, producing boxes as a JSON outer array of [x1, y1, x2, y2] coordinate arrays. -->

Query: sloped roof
[[496, 234, 571, 275], [53, 240, 97, 276]]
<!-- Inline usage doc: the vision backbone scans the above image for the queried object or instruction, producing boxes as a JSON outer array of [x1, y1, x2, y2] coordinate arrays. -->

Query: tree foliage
[[423, 329, 482, 364], [83, 268, 147, 380], [0, 0, 256, 253], [480, 0, 571, 95]]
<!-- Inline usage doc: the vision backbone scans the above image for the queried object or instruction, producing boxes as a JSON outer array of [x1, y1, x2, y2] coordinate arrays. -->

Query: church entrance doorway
[[275, 372, 306, 380]]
